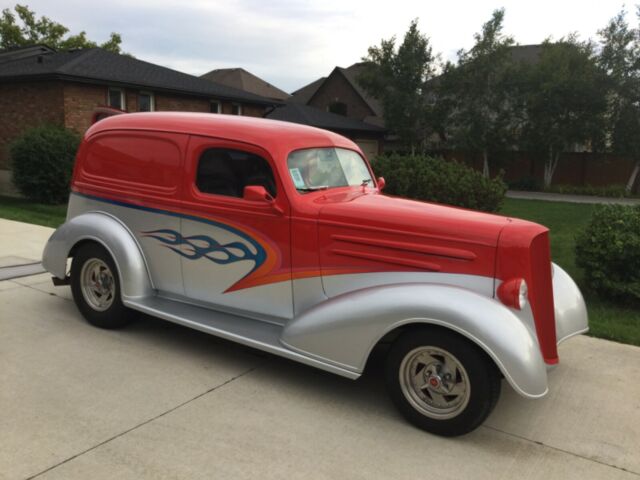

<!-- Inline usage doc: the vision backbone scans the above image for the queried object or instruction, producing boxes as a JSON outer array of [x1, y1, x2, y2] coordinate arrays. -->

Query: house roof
[[0, 47, 278, 106], [200, 67, 289, 101], [265, 102, 385, 134], [290, 76, 326, 103], [337, 63, 383, 118], [290, 62, 383, 125]]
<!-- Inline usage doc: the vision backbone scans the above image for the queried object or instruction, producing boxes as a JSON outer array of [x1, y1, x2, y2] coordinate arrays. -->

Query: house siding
[[0, 81, 65, 169], [0, 81, 267, 173], [307, 71, 375, 122]]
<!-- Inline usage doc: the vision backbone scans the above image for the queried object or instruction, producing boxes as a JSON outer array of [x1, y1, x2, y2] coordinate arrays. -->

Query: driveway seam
[[24, 365, 261, 480], [483, 425, 640, 477]]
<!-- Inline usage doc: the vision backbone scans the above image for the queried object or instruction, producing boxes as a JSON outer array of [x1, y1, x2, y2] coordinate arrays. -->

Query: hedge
[[372, 154, 507, 212], [11, 125, 80, 204], [575, 204, 640, 306]]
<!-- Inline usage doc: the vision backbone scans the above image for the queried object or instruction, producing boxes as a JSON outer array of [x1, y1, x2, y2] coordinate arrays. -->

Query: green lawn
[[0, 194, 637, 346], [501, 198, 640, 347], [0, 195, 67, 228]]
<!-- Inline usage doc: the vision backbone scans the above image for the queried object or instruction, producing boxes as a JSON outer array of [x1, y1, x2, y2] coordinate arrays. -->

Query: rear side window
[[196, 148, 276, 198], [83, 134, 182, 190]]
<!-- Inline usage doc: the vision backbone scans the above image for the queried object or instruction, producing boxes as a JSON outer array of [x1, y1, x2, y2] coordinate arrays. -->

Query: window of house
[[138, 91, 155, 112], [107, 87, 125, 110], [231, 103, 242, 115], [196, 148, 276, 198], [210, 100, 221, 114], [328, 101, 347, 116]]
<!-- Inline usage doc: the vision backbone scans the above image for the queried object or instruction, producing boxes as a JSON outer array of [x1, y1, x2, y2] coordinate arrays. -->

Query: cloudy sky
[[13, 0, 626, 92]]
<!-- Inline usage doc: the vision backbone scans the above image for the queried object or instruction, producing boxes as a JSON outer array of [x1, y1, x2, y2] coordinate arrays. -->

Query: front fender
[[42, 212, 153, 300], [281, 283, 548, 398]]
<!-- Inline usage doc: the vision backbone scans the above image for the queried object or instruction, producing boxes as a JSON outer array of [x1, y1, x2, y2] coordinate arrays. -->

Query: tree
[[441, 9, 520, 177], [520, 38, 607, 187], [358, 19, 437, 152], [598, 9, 640, 193], [0, 4, 124, 53]]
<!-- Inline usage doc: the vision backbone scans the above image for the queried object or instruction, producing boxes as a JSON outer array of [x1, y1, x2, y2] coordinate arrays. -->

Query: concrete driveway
[[1, 218, 639, 480]]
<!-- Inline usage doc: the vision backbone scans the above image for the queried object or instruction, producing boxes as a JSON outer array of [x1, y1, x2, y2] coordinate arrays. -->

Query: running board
[[125, 296, 360, 380]]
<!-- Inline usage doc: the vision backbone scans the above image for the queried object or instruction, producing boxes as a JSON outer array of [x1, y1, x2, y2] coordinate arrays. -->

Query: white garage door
[[355, 139, 379, 161]]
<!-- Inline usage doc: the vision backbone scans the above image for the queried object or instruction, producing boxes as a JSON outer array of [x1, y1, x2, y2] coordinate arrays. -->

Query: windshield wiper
[[297, 186, 329, 192]]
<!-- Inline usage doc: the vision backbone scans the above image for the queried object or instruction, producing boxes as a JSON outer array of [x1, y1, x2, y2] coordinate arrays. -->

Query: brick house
[[0, 46, 279, 171], [291, 63, 383, 127], [290, 62, 385, 158], [200, 64, 386, 159]]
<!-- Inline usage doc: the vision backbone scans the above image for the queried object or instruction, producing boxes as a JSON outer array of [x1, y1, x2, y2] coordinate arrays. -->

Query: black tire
[[70, 242, 136, 329], [385, 327, 501, 437]]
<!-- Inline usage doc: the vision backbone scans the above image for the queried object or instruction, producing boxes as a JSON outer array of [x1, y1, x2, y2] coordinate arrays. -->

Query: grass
[[0, 195, 67, 228], [0, 194, 637, 346], [501, 198, 640, 346]]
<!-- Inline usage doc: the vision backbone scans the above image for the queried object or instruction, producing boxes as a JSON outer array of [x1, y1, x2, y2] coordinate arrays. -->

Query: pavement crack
[[24, 365, 261, 480], [482, 424, 640, 477]]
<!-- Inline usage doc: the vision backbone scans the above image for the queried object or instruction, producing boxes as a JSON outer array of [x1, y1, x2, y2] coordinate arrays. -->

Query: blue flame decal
[[142, 229, 264, 273]]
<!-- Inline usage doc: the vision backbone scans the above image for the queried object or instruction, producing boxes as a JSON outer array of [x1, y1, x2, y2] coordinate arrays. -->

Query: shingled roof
[[266, 102, 385, 134], [290, 62, 383, 126], [0, 47, 278, 106], [200, 67, 289, 101]]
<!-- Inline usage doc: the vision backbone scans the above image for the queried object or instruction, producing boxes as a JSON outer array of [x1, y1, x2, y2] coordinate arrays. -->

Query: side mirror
[[377, 177, 386, 191], [243, 185, 283, 214], [243, 185, 273, 202]]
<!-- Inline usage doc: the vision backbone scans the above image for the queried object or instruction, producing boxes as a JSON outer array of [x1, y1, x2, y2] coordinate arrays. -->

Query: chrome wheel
[[399, 346, 470, 420], [80, 258, 115, 312]]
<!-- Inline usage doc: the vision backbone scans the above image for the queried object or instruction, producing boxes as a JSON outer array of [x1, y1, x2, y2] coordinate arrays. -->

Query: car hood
[[316, 191, 510, 247]]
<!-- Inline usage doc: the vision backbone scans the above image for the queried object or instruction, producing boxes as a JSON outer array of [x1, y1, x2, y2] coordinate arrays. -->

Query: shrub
[[371, 154, 507, 212], [575, 204, 640, 306], [10, 125, 80, 204]]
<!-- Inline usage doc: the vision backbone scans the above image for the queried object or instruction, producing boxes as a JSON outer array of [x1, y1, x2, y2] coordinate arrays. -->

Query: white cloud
[[21, 0, 625, 92]]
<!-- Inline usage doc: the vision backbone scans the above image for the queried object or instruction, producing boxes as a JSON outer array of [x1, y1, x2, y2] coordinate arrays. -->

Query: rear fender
[[42, 212, 153, 300], [281, 283, 548, 398]]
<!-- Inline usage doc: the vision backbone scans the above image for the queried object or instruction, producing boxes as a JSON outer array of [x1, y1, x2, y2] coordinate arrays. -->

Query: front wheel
[[70, 243, 136, 329], [385, 327, 501, 437]]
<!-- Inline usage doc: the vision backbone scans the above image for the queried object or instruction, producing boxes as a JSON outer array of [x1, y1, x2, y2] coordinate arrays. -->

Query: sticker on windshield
[[289, 168, 305, 188]]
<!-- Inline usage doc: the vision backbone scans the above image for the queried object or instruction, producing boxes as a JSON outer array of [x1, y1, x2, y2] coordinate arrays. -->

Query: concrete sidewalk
[[1, 218, 639, 480], [507, 190, 640, 205]]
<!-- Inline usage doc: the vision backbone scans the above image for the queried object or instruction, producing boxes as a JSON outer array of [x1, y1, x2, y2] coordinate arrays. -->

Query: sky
[[9, 0, 627, 92]]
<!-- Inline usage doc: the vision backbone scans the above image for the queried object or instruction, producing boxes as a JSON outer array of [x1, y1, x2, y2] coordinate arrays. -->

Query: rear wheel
[[385, 327, 501, 436], [70, 243, 135, 329]]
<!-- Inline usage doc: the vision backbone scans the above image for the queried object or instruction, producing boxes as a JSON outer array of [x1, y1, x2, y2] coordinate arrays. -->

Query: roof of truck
[[86, 112, 359, 155]]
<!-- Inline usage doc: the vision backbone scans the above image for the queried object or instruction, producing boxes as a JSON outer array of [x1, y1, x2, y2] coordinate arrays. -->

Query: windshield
[[287, 148, 373, 193]]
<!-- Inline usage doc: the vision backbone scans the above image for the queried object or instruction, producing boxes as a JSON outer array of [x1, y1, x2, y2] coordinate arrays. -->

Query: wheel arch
[[281, 283, 549, 398], [42, 211, 153, 300]]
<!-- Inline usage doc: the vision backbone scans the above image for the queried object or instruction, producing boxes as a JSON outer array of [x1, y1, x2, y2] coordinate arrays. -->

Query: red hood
[[316, 191, 510, 247]]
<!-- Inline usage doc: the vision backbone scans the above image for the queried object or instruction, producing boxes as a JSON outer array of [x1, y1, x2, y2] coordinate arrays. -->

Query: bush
[[10, 125, 80, 204], [575, 204, 640, 306], [372, 154, 507, 212]]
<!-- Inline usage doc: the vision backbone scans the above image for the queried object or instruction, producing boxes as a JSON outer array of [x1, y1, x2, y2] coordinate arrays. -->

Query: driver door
[[178, 136, 293, 322]]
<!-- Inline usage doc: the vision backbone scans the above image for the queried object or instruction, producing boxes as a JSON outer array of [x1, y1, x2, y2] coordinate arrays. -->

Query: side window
[[196, 148, 277, 198]]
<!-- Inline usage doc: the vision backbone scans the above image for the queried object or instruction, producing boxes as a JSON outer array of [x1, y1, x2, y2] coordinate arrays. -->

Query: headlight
[[497, 278, 528, 310]]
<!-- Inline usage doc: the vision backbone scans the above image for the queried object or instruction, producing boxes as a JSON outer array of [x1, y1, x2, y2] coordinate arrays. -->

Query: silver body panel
[[43, 195, 589, 399]]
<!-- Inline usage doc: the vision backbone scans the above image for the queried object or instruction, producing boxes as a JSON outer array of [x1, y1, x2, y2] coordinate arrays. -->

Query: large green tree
[[441, 9, 520, 177], [599, 9, 640, 193], [0, 4, 124, 53], [358, 19, 437, 152], [520, 38, 607, 187]]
